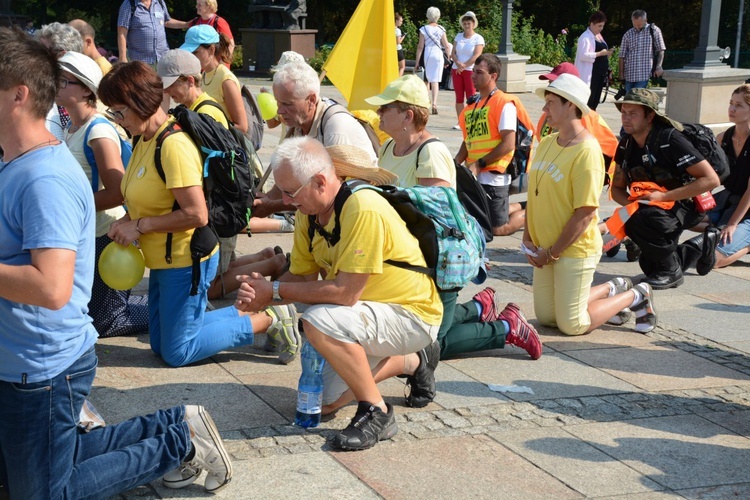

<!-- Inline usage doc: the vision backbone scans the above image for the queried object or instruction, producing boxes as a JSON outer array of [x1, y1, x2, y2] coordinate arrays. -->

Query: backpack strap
[[194, 99, 231, 124], [414, 138, 441, 170], [83, 116, 115, 192], [153, 122, 184, 265]]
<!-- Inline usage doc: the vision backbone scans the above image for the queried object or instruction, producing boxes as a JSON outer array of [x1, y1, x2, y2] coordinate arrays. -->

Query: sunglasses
[[59, 78, 83, 89], [378, 103, 400, 113]]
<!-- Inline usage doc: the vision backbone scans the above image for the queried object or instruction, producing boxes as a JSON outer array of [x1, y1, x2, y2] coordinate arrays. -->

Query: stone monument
[[495, 0, 529, 93], [241, 0, 316, 73]]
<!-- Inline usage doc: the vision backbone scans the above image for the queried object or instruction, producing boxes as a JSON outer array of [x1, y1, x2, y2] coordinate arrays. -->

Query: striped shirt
[[619, 23, 666, 83], [117, 0, 171, 64]]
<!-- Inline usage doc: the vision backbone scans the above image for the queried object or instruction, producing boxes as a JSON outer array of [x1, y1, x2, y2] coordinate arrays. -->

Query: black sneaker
[[330, 402, 398, 451], [624, 239, 641, 262], [404, 341, 440, 408]]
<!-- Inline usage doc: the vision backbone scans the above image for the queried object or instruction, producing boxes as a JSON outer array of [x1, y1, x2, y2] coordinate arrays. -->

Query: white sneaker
[[186, 408, 233, 493], [267, 304, 301, 364], [162, 463, 202, 489], [452, 124, 461, 130]]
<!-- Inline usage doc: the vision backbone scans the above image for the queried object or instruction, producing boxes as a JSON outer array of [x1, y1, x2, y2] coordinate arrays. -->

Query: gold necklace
[[202, 65, 219, 86], [534, 129, 585, 197]]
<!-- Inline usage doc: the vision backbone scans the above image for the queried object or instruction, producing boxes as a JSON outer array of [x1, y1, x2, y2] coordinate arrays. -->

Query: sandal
[[431, 105, 438, 115]]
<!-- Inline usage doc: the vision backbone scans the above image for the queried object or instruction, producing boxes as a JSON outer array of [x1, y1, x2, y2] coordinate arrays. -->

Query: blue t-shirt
[[0, 143, 98, 383], [117, 0, 171, 64]]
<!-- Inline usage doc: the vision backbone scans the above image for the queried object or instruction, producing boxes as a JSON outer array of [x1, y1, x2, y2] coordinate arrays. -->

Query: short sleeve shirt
[[117, 0, 171, 64], [615, 126, 704, 191], [189, 14, 233, 41], [0, 144, 98, 383], [290, 189, 443, 326], [452, 33, 485, 70], [378, 139, 456, 188], [191, 93, 230, 129], [201, 64, 241, 118], [619, 24, 666, 83]]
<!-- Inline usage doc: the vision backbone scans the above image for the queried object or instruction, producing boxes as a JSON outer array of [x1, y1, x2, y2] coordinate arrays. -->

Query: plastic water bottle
[[294, 340, 326, 428]]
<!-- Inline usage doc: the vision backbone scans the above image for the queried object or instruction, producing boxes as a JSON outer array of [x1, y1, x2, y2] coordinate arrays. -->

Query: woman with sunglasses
[[181, 25, 247, 135], [98, 61, 301, 371], [363, 75, 542, 367], [54, 51, 149, 338]]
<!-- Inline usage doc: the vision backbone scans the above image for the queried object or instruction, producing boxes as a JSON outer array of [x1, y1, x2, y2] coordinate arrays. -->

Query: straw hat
[[534, 73, 591, 116], [326, 144, 398, 186], [271, 51, 306, 72], [615, 88, 683, 130], [58, 51, 102, 94]]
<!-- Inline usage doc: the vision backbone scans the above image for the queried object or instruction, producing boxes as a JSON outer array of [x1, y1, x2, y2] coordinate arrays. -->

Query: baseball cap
[[364, 75, 431, 109], [180, 25, 220, 53], [157, 49, 202, 88], [539, 62, 579, 81], [58, 51, 103, 94]]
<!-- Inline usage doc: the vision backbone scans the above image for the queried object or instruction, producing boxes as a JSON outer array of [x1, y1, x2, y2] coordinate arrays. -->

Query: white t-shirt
[[65, 114, 127, 237], [396, 27, 403, 50], [452, 33, 485, 70], [477, 102, 516, 187]]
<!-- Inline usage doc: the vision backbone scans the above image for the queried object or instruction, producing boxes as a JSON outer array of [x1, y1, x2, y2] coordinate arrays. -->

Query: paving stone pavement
[[97, 76, 750, 499]]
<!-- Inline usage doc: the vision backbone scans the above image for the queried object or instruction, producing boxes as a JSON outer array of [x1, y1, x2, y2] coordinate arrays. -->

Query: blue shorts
[[717, 219, 750, 256]]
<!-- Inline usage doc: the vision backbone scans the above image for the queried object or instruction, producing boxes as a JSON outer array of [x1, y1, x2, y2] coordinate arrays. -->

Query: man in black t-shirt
[[611, 89, 720, 289]]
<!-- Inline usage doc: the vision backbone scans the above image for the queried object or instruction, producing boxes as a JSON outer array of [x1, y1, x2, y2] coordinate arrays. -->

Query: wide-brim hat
[[180, 25, 219, 53], [534, 73, 591, 116], [364, 75, 431, 109], [327, 144, 398, 186], [460, 11, 478, 28], [157, 49, 202, 88], [539, 62, 579, 81], [614, 88, 683, 131], [58, 51, 102, 95]]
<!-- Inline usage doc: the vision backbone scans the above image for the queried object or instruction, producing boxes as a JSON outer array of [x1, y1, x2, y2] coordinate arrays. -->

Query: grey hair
[[36, 22, 83, 53], [426, 6, 441, 23], [270, 136, 333, 182], [631, 10, 647, 20], [273, 61, 320, 100]]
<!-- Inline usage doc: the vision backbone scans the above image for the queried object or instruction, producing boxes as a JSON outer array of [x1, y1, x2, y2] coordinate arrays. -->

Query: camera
[[614, 87, 627, 100], [466, 93, 481, 104]]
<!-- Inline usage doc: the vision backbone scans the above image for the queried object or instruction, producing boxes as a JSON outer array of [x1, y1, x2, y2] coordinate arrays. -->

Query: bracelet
[[546, 247, 559, 262], [135, 218, 144, 235]]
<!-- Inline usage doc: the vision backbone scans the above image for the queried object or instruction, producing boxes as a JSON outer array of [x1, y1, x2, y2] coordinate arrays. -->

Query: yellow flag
[[322, 0, 398, 111]]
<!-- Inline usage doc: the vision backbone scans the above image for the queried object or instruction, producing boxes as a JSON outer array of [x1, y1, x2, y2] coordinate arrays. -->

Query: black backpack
[[140, 105, 254, 294], [652, 124, 730, 184]]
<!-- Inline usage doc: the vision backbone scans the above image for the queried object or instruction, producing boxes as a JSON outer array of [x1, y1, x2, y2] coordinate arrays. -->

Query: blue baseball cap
[[180, 25, 220, 53]]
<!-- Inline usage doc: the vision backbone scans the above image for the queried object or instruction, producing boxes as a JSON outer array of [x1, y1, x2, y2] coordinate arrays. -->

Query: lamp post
[[688, 0, 724, 67], [496, 0, 515, 56]]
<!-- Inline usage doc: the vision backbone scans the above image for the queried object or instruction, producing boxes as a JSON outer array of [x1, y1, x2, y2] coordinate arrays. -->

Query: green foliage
[[398, 10, 420, 57], [232, 45, 243, 71], [511, 15, 571, 66], [308, 44, 333, 74]]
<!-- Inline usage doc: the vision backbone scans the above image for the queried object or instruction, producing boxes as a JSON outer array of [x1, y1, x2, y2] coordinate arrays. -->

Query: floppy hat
[[364, 75, 431, 109], [180, 25, 220, 53], [614, 88, 683, 131], [58, 51, 103, 94], [539, 62, 579, 81], [157, 49, 202, 88], [270, 51, 305, 72], [460, 11, 478, 28], [534, 73, 591, 116], [326, 144, 398, 186]]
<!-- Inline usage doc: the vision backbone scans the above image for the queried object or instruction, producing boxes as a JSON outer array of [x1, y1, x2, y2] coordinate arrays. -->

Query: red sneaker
[[499, 303, 542, 360], [472, 287, 502, 322]]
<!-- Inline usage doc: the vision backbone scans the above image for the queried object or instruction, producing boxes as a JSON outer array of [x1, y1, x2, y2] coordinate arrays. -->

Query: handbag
[[423, 26, 450, 68], [693, 192, 717, 213]]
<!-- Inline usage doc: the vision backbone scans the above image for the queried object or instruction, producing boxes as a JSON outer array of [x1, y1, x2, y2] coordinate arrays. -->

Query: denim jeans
[[624, 80, 648, 93], [149, 252, 254, 367], [0, 347, 191, 499]]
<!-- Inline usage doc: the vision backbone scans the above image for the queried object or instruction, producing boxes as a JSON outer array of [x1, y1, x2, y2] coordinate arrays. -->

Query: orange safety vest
[[459, 90, 532, 174], [605, 182, 675, 239]]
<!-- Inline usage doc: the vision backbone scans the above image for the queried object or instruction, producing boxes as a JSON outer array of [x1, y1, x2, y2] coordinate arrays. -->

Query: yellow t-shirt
[[290, 189, 443, 326], [378, 139, 456, 189], [191, 93, 229, 129], [201, 64, 240, 117], [95, 56, 112, 76], [526, 135, 604, 258], [121, 118, 210, 269]]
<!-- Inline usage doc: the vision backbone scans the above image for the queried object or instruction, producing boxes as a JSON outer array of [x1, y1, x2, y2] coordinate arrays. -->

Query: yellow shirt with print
[[290, 189, 443, 326], [526, 135, 604, 258], [122, 118, 214, 269], [191, 93, 230, 129], [202, 64, 240, 117]]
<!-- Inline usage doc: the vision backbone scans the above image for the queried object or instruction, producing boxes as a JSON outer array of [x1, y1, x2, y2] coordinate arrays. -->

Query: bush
[[232, 45, 243, 71], [511, 15, 570, 66]]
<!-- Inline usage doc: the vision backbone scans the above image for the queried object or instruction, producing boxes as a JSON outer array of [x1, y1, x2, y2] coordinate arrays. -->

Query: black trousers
[[624, 203, 702, 276]]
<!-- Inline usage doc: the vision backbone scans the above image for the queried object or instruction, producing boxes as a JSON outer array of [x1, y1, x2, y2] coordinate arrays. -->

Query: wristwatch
[[272, 280, 282, 302], [477, 157, 487, 169]]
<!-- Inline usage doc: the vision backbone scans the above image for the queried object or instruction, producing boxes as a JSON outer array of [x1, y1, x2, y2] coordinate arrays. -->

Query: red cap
[[539, 62, 580, 81]]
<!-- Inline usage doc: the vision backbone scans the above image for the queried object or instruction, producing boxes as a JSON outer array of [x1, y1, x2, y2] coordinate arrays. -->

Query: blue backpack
[[83, 117, 133, 191], [308, 180, 486, 291]]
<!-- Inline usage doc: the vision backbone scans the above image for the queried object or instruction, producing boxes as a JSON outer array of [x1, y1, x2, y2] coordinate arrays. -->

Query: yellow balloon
[[257, 92, 278, 121], [98, 242, 146, 291]]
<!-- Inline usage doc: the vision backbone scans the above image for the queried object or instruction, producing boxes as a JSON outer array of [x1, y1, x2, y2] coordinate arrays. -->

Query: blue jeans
[[0, 347, 191, 499], [149, 252, 254, 367], [625, 80, 648, 93]]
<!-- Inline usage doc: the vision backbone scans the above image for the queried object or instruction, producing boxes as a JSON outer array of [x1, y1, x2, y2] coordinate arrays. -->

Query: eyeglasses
[[105, 107, 128, 121], [378, 103, 400, 113], [280, 169, 324, 200], [59, 78, 82, 89]]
